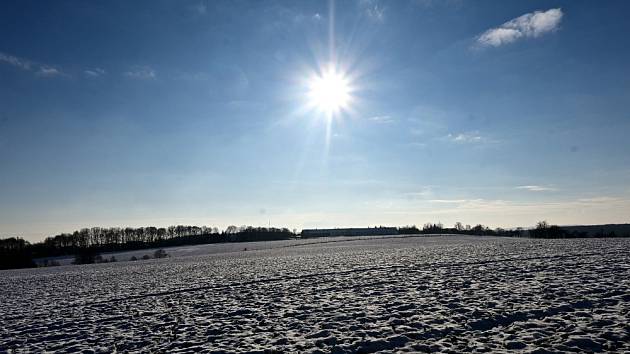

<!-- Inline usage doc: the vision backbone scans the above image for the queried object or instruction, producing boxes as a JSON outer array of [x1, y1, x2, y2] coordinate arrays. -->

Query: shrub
[[73, 250, 99, 265], [153, 249, 168, 259], [130, 255, 138, 261], [142, 254, 151, 260]]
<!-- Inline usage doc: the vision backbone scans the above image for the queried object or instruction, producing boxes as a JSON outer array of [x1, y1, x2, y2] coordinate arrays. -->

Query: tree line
[[397, 222, 522, 237], [527, 221, 627, 239], [2, 221, 628, 270], [32, 225, 295, 257], [0, 237, 37, 270], [399, 221, 629, 238], [1, 225, 295, 270]]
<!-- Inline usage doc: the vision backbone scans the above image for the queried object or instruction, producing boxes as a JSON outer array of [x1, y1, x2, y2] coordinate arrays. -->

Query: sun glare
[[308, 68, 351, 115]]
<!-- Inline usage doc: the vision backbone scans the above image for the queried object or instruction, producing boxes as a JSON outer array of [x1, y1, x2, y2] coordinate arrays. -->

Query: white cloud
[[124, 66, 156, 80], [479, 28, 522, 47], [477, 8, 563, 47], [516, 185, 558, 192], [0, 52, 64, 77], [368, 115, 395, 124], [84, 68, 106, 78], [0, 52, 32, 70], [446, 131, 487, 144], [359, 0, 386, 23], [36, 66, 62, 77]]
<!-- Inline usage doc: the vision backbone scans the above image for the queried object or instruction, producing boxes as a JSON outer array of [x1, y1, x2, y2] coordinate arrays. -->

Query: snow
[[2, 235, 630, 353]]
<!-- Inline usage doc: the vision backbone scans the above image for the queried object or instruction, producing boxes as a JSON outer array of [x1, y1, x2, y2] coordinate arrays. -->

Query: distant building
[[300, 227, 398, 238]]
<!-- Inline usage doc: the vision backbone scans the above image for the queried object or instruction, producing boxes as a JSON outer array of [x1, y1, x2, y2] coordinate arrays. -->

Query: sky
[[1, 0, 630, 241]]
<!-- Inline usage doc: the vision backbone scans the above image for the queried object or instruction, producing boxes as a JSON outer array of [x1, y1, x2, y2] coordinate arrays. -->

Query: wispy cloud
[[0, 52, 32, 70], [84, 68, 106, 78], [446, 131, 489, 144], [476, 8, 563, 47], [36, 66, 62, 77], [368, 115, 395, 124], [359, 0, 386, 23], [0, 52, 63, 77], [124, 66, 156, 80], [516, 185, 558, 192]]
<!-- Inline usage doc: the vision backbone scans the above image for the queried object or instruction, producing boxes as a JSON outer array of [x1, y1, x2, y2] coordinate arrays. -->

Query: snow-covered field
[[1, 235, 629, 353]]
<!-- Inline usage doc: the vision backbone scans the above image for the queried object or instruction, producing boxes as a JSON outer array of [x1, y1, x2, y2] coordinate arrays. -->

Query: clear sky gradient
[[1, 0, 629, 241]]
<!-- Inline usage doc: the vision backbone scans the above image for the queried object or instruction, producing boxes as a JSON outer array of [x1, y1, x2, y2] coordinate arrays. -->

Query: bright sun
[[308, 67, 351, 115]]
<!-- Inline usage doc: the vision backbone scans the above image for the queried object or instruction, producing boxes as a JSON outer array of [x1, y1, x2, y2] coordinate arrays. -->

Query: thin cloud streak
[[124, 66, 156, 80], [368, 115, 395, 124], [0, 52, 32, 70], [517, 185, 558, 192], [37, 66, 62, 77], [84, 68, 106, 78], [446, 131, 493, 144], [0, 51, 63, 77]]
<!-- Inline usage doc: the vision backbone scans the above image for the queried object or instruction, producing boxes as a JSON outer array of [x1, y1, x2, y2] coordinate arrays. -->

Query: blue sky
[[1, 0, 630, 241]]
